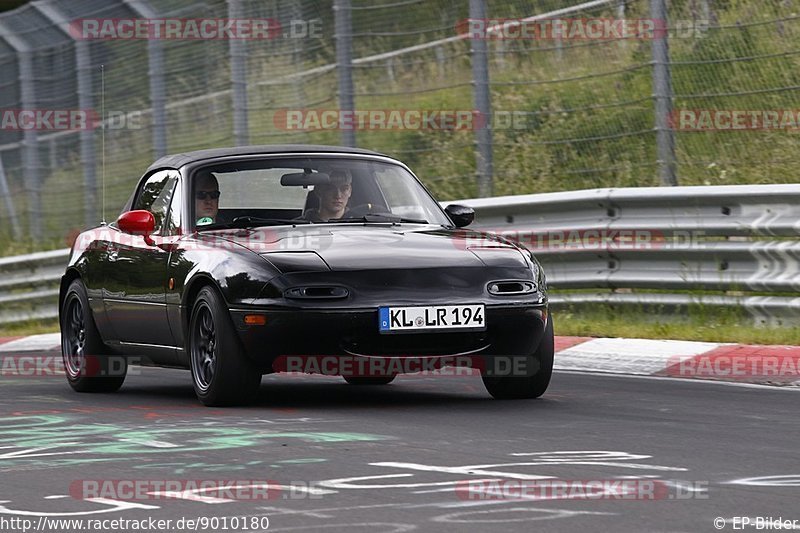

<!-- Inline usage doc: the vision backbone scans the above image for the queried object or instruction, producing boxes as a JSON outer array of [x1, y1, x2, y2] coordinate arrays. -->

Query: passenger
[[304, 170, 352, 222]]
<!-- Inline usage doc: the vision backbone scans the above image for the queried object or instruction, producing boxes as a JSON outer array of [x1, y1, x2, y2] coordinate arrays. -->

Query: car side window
[[133, 170, 179, 234], [164, 183, 182, 236]]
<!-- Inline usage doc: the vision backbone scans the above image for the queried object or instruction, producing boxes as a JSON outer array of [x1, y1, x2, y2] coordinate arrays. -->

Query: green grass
[[555, 304, 800, 345], [0, 319, 60, 339]]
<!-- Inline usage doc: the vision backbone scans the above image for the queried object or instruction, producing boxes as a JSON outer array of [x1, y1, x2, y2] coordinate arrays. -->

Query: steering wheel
[[345, 203, 392, 218]]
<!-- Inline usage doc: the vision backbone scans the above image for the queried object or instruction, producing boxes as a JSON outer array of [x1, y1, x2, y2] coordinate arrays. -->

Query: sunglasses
[[196, 190, 220, 200]]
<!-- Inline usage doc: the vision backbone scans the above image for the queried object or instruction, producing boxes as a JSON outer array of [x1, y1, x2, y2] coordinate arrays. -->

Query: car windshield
[[191, 156, 452, 230]]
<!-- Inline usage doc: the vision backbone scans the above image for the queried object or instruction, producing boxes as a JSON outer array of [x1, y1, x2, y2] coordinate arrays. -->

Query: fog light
[[244, 314, 267, 326]]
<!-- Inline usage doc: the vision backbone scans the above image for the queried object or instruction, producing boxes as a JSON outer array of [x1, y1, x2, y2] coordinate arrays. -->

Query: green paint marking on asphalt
[[0, 424, 123, 447], [0, 415, 389, 466], [0, 415, 67, 430]]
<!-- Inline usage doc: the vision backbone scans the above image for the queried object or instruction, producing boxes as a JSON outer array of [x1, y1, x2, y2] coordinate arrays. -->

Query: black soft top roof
[[147, 144, 391, 172]]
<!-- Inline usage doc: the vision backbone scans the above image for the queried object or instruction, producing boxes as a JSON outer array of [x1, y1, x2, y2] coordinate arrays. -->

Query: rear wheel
[[189, 286, 261, 406], [60, 279, 126, 392], [343, 375, 396, 385], [482, 315, 554, 400]]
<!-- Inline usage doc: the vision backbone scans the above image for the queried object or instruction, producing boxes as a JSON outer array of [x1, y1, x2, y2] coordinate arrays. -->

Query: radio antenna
[[101, 64, 106, 225]]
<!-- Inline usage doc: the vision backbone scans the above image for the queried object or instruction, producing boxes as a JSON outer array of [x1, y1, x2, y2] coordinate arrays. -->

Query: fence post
[[334, 0, 356, 147], [435, 45, 446, 77], [77, 43, 100, 229], [33, 2, 100, 227], [147, 34, 167, 157], [470, 0, 493, 197], [19, 52, 41, 240], [0, 154, 22, 239], [123, 0, 167, 158], [228, 0, 249, 146], [289, 0, 309, 142], [651, 0, 678, 186], [0, 21, 41, 241]]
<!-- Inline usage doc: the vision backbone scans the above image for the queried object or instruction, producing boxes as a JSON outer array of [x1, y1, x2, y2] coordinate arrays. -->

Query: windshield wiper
[[201, 216, 311, 230], [327, 214, 429, 224]]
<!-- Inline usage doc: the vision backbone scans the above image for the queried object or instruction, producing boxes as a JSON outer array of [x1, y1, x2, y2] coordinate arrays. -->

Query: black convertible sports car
[[60, 145, 552, 405]]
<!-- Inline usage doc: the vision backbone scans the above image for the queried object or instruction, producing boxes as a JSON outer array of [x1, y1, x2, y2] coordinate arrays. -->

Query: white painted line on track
[[555, 337, 725, 375], [0, 333, 60, 353], [555, 369, 800, 391]]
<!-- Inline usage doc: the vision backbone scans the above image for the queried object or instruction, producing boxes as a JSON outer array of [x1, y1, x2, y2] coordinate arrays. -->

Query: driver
[[195, 171, 221, 225], [303, 170, 352, 222]]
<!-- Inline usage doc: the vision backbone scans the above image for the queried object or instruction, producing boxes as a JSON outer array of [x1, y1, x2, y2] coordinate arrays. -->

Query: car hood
[[213, 224, 530, 272]]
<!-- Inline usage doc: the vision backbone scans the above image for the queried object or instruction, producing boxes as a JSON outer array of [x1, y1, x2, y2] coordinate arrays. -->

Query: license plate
[[379, 305, 485, 333]]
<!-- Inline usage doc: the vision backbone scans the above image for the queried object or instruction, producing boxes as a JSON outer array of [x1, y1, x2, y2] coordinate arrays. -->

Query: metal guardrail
[[0, 248, 68, 325], [2, 184, 800, 326], [455, 183, 800, 326]]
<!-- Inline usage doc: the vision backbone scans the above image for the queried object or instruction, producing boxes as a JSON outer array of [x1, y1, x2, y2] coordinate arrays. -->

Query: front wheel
[[60, 279, 126, 392], [189, 286, 261, 406], [482, 315, 554, 400]]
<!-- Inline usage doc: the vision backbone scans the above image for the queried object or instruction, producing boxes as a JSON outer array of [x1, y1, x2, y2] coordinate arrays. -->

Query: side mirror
[[117, 210, 155, 239], [445, 204, 474, 228]]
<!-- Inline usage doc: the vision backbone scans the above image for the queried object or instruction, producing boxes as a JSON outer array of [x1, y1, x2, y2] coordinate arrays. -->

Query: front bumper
[[230, 304, 547, 371]]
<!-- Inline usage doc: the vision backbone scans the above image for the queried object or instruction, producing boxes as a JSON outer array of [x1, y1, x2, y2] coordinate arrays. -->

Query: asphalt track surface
[[0, 349, 798, 533]]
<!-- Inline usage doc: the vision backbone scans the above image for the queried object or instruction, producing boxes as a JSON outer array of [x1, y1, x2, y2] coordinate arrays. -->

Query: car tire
[[189, 286, 261, 406], [60, 279, 126, 393], [481, 315, 554, 400], [343, 375, 396, 385]]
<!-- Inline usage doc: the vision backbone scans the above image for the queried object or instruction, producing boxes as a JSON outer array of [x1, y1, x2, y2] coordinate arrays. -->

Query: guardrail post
[[228, 0, 249, 146], [651, 0, 678, 186], [470, 0, 493, 197], [334, 0, 356, 147]]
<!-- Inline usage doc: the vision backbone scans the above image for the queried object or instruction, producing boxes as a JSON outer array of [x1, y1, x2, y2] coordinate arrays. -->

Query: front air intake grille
[[487, 280, 537, 295], [284, 286, 349, 299]]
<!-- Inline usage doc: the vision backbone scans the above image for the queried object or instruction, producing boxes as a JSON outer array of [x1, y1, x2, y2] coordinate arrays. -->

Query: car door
[[103, 170, 180, 356]]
